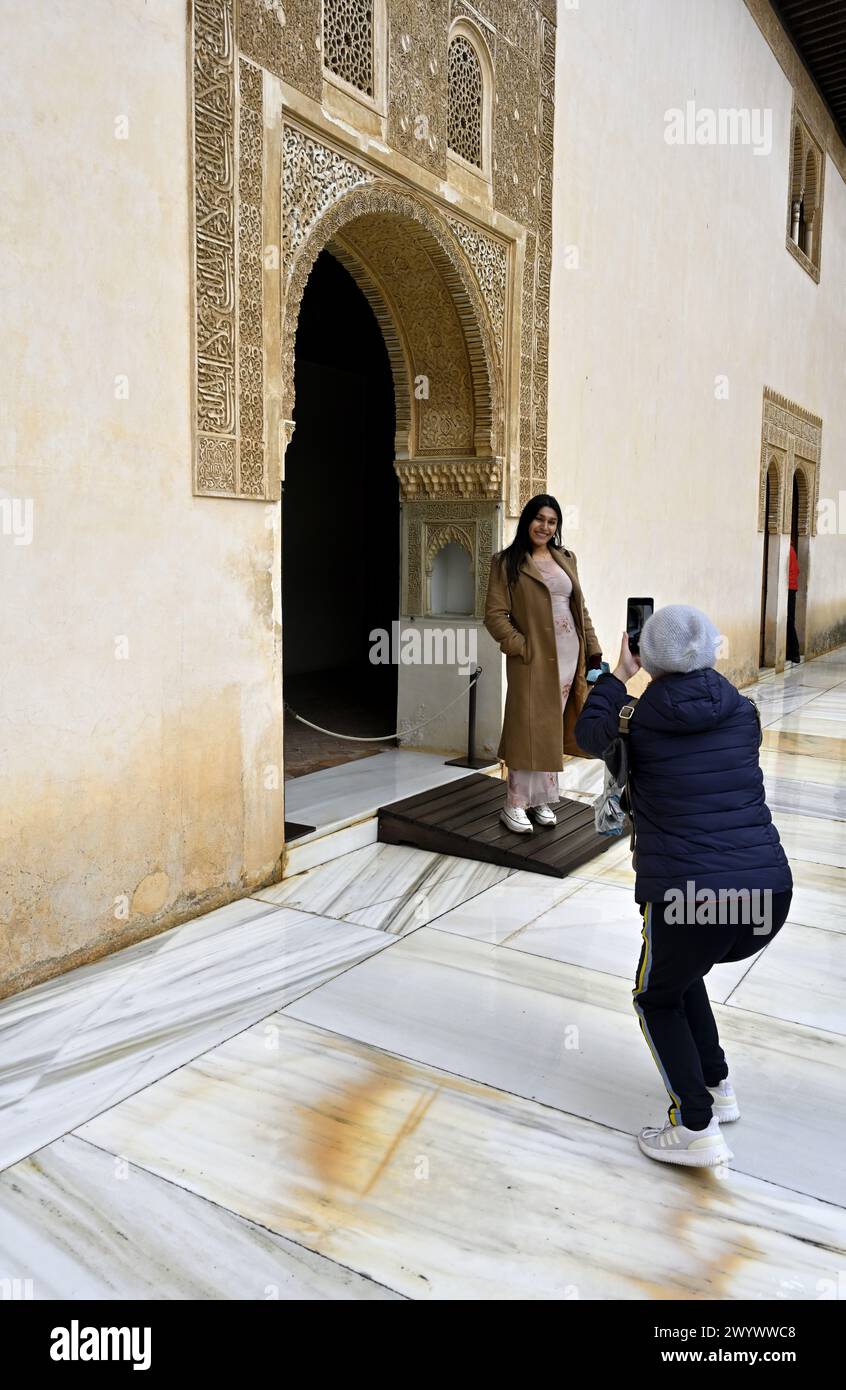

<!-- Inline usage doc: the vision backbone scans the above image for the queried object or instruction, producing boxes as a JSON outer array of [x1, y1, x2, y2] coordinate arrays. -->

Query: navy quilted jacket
[[574, 669, 793, 904]]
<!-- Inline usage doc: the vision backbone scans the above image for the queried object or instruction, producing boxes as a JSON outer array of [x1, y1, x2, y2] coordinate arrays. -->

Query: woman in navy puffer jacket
[[574, 605, 792, 1171]]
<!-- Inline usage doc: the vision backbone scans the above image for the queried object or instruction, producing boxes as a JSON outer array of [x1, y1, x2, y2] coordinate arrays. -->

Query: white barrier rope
[[284, 668, 482, 742]]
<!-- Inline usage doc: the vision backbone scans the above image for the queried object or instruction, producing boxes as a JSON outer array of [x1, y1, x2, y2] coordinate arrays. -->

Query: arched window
[[448, 33, 484, 170], [786, 106, 824, 278]]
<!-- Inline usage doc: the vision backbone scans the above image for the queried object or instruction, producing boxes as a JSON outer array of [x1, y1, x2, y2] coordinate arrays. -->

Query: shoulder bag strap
[[745, 695, 763, 747], [617, 696, 639, 851]]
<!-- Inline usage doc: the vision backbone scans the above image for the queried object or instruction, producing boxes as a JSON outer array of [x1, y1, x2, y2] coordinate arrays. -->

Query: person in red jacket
[[787, 543, 801, 664]]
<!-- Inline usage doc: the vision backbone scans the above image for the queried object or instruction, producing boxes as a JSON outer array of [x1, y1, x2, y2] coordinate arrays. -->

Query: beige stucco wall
[[547, 0, 846, 684], [0, 0, 284, 996]]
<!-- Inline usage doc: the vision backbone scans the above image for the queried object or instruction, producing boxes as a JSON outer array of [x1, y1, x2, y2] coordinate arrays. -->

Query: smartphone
[[626, 597, 654, 656]]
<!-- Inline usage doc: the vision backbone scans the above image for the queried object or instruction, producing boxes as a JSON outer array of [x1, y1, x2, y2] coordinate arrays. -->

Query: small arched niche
[[429, 540, 475, 616]]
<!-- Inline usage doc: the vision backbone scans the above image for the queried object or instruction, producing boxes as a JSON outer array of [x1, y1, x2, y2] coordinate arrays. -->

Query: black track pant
[[633, 890, 792, 1129]]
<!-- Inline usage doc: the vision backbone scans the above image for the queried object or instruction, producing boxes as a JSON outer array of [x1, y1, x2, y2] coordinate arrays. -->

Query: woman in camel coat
[[484, 494, 602, 832]]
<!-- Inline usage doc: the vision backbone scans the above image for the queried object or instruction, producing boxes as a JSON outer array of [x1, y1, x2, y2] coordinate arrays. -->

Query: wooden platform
[[377, 772, 616, 878]]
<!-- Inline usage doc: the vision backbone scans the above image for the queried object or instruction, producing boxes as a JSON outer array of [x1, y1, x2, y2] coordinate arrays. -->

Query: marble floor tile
[[75, 1015, 846, 1301], [283, 749, 497, 831], [761, 729, 846, 761], [787, 857, 846, 934], [0, 902, 392, 1172], [726, 921, 846, 1033], [752, 689, 834, 724], [0, 933, 162, 1116], [771, 664, 846, 687], [0, 896, 281, 1116], [770, 810, 846, 869], [768, 712, 846, 741], [760, 747, 846, 787], [763, 774, 846, 822], [434, 879, 758, 1003], [0, 1135, 400, 1300], [279, 926, 846, 1204], [748, 681, 822, 701], [253, 841, 510, 935], [425, 870, 585, 943], [569, 834, 637, 889]]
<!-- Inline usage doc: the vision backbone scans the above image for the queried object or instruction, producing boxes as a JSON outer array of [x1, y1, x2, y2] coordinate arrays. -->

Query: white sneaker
[[637, 1117, 733, 1168], [500, 806, 534, 834], [528, 804, 557, 826], [707, 1078, 740, 1123]]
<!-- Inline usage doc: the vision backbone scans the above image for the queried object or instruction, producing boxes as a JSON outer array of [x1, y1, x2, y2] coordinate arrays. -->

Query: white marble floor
[[283, 747, 498, 833], [2, 647, 846, 1299]]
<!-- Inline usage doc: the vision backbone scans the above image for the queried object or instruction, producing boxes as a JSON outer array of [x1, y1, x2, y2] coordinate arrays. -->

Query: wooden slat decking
[[377, 772, 617, 877]]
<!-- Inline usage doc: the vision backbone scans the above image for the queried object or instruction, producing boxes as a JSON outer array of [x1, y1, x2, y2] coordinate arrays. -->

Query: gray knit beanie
[[638, 604, 721, 677]]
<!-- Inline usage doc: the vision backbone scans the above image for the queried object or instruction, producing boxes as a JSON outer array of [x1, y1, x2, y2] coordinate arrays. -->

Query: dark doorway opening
[[283, 249, 398, 781], [759, 473, 771, 668], [787, 475, 802, 664]]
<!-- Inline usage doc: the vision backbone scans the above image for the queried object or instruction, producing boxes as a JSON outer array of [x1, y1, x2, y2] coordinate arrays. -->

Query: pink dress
[[506, 555, 580, 810]]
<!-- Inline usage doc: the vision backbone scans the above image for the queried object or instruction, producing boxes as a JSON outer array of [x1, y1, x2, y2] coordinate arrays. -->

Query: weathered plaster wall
[[0, 0, 284, 996], [547, 0, 846, 685]]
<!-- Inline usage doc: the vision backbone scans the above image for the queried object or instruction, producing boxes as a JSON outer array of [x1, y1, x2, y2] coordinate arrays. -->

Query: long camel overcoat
[[484, 546, 602, 768]]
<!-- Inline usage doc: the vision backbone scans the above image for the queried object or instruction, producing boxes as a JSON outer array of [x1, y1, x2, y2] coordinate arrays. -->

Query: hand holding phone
[[626, 597, 654, 656], [614, 632, 642, 680]]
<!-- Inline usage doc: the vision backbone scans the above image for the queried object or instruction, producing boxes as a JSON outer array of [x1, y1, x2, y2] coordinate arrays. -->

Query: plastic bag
[[593, 763, 626, 836]]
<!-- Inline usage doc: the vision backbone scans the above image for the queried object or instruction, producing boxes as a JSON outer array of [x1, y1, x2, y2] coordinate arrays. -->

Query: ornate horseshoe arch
[[280, 178, 506, 471]]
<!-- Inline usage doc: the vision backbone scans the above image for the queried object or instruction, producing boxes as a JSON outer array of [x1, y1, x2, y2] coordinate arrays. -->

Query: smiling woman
[[483, 494, 603, 834]]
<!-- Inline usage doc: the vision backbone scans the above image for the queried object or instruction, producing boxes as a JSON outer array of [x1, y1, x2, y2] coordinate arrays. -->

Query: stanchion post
[[445, 666, 491, 769]]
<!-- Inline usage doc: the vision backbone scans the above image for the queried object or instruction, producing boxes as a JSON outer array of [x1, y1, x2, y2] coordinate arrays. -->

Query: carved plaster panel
[[237, 0, 322, 99], [282, 124, 375, 272], [387, 0, 449, 175], [759, 388, 822, 536], [341, 213, 474, 454], [394, 458, 503, 501], [237, 58, 266, 496], [492, 32, 539, 230], [446, 215, 507, 344], [193, 0, 269, 498], [403, 499, 498, 618]]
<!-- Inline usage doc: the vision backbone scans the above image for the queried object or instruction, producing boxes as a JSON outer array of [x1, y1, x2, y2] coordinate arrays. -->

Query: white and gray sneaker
[[637, 1117, 733, 1168], [500, 806, 534, 834], [707, 1078, 740, 1123], [528, 804, 557, 827]]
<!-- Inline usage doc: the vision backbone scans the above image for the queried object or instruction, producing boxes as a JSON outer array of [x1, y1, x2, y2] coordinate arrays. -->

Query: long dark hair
[[497, 494, 564, 587]]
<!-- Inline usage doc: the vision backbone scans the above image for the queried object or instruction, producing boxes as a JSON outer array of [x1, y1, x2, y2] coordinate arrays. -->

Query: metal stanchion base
[[444, 756, 493, 768]]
